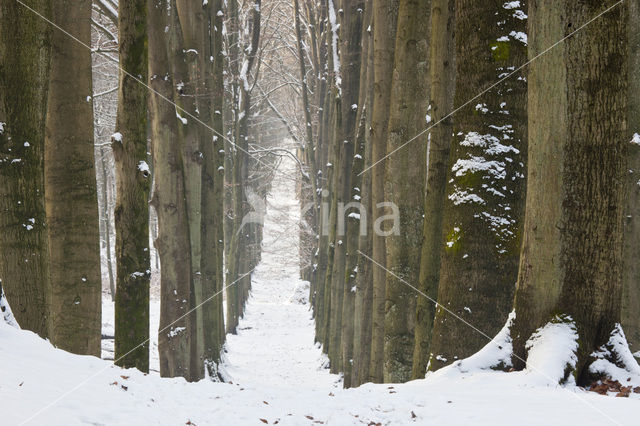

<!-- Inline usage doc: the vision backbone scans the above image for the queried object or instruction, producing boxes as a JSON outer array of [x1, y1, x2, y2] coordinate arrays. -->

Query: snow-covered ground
[[2, 154, 640, 425]]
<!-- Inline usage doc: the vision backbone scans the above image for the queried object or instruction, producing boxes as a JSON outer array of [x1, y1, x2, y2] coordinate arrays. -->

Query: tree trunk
[[148, 0, 193, 379], [113, 0, 151, 372], [382, 0, 430, 383], [0, 0, 51, 338], [369, 0, 398, 383], [45, 0, 101, 356], [200, 0, 226, 378], [411, 0, 455, 379], [338, 0, 365, 386], [622, 0, 640, 354], [351, 4, 374, 387], [428, 0, 527, 371], [511, 0, 628, 384]]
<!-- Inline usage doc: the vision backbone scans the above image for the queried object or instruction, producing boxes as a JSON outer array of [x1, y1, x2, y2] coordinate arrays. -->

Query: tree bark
[[382, 0, 430, 383], [0, 0, 51, 338], [148, 0, 193, 379], [113, 0, 151, 372], [511, 0, 628, 383], [200, 0, 226, 378], [338, 0, 365, 386], [45, 0, 101, 356], [351, 3, 374, 387], [411, 0, 455, 379], [369, 0, 398, 383], [428, 0, 527, 371], [622, 0, 640, 354]]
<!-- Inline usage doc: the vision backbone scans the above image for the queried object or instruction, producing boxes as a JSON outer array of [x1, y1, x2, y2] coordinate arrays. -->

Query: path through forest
[[221, 152, 340, 389]]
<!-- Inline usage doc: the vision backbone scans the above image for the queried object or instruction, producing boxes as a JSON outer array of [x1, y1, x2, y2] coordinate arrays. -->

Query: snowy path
[[221, 155, 340, 390]]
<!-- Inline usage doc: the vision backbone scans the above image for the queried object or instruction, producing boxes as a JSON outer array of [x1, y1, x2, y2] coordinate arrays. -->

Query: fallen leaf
[[259, 419, 268, 424], [120, 375, 129, 380], [411, 411, 417, 419]]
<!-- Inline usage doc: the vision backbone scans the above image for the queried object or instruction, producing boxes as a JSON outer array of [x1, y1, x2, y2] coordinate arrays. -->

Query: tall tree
[[382, 0, 430, 383], [148, 0, 194, 379], [428, 0, 527, 371], [0, 0, 51, 338], [351, 0, 375, 387], [45, 0, 101, 355], [511, 0, 628, 382], [622, 0, 640, 354], [336, 0, 365, 385], [226, 0, 261, 334], [113, 0, 151, 372], [200, 0, 227, 379], [369, 0, 398, 383], [411, 0, 455, 379]]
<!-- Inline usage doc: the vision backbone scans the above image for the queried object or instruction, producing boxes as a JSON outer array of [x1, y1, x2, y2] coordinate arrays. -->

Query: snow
[[525, 317, 579, 385], [631, 133, 640, 145], [2, 150, 640, 425], [328, 0, 342, 93], [137, 161, 150, 175], [509, 31, 528, 45], [111, 132, 122, 142]]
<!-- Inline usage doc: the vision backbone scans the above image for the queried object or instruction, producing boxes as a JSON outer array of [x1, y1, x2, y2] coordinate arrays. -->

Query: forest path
[[220, 153, 341, 390]]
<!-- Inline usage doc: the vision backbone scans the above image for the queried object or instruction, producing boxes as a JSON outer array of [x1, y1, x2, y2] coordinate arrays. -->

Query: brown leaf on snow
[[616, 386, 631, 398], [259, 419, 268, 424], [120, 375, 129, 380], [263, 401, 269, 405], [411, 411, 417, 419]]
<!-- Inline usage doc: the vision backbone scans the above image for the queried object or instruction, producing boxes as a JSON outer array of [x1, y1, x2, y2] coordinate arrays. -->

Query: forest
[[1, 0, 640, 424]]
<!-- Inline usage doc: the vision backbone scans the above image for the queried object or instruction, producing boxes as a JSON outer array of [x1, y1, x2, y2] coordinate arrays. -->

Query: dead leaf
[[259, 419, 268, 424], [411, 411, 417, 419], [120, 375, 129, 380]]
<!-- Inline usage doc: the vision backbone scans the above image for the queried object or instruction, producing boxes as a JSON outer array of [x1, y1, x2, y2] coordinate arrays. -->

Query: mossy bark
[[511, 0, 628, 383], [0, 0, 51, 338], [113, 0, 151, 372], [382, 0, 430, 383], [411, 0, 455, 379], [45, 0, 101, 356], [428, 0, 527, 371]]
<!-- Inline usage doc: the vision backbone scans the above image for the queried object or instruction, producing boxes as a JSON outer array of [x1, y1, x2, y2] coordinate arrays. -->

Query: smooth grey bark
[[46, 0, 102, 356], [511, 0, 628, 383]]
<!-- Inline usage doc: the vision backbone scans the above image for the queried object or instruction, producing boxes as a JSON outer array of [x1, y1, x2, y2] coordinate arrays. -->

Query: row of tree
[[0, 0, 300, 381], [296, 0, 640, 388]]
